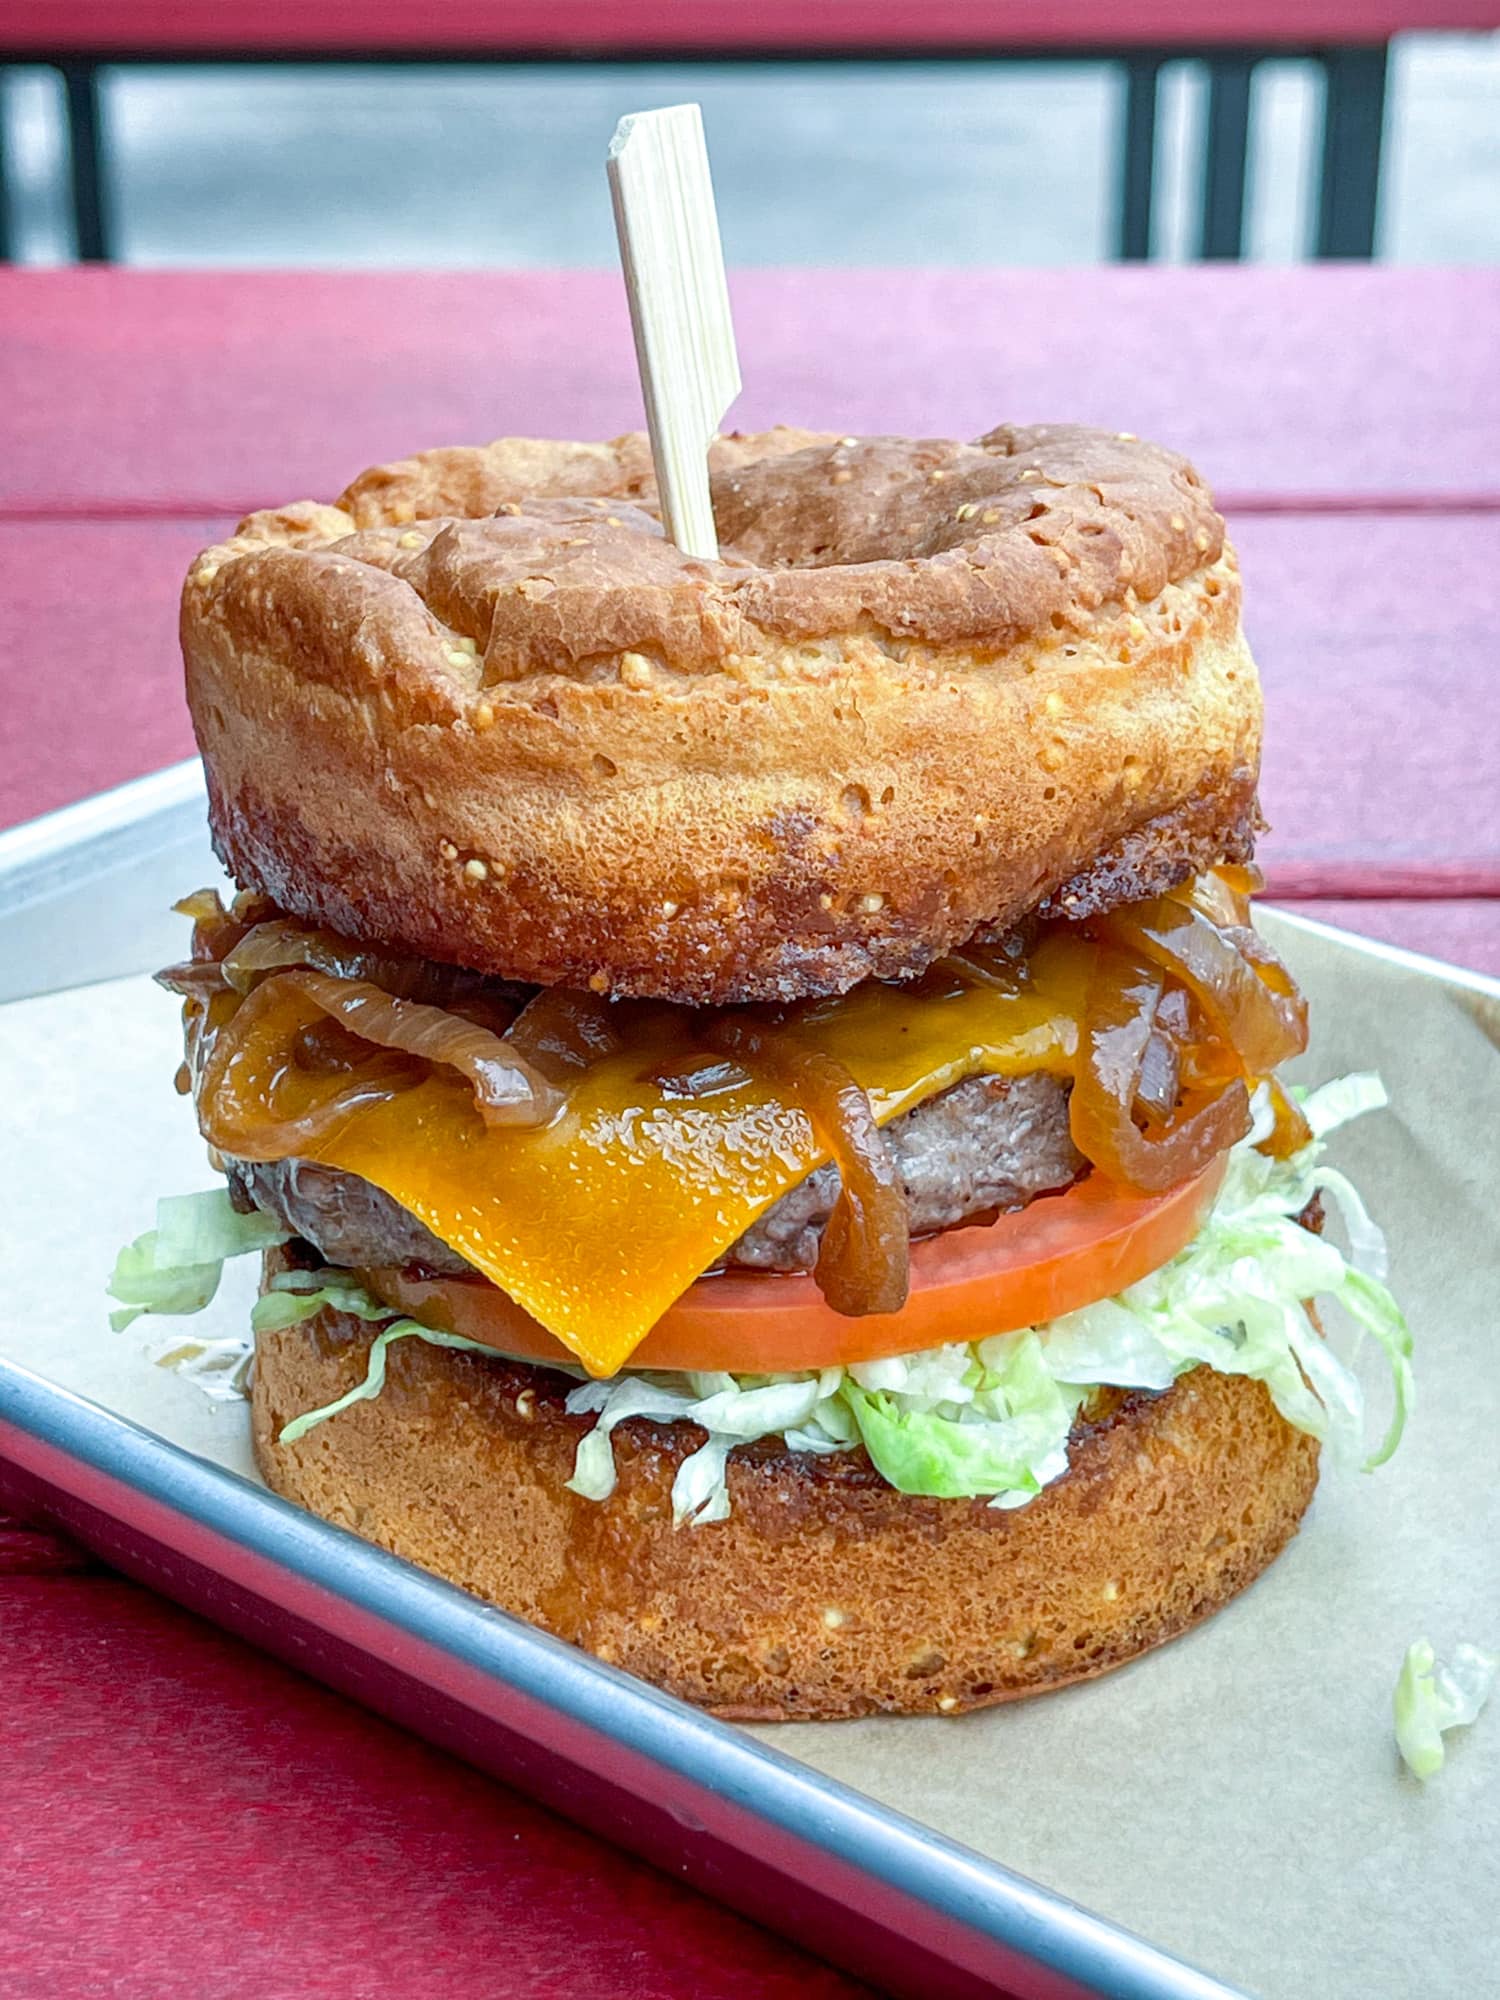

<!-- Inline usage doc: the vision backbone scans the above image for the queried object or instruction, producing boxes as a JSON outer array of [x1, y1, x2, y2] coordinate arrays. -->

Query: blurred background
[[2, 32, 1497, 266]]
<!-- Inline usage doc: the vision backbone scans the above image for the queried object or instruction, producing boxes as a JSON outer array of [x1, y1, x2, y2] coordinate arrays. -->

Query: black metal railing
[[0, 42, 1391, 265]]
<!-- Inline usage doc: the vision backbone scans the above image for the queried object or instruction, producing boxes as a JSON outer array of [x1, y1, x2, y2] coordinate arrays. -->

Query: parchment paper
[[2, 915, 1496, 1999]]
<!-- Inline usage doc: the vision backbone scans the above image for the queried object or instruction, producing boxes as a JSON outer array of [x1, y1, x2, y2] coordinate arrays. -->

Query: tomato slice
[[360, 1157, 1225, 1377]]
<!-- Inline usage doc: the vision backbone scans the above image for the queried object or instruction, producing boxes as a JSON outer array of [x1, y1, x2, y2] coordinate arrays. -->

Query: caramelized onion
[[1070, 947, 1251, 1192], [197, 967, 562, 1158], [196, 976, 422, 1157], [179, 986, 243, 1096], [1135, 987, 1187, 1123], [173, 887, 263, 970], [941, 948, 1029, 995], [705, 1017, 910, 1317], [1167, 862, 1264, 930], [445, 994, 529, 1039], [155, 958, 232, 999], [1260, 1074, 1314, 1159], [1224, 922, 1306, 1009], [173, 889, 229, 925], [1100, 897, 1307, 1078], [219, 918, 517, 1017], [278, 971, 562, 1128], [1216, 860, 1266, 902], [647, 1054, 752, 1101], [1134, 1029, 1181, 1123], [504, 988, 625, 1084], [290, 1018, 373, 1076], [179, 905, 561, 1134]]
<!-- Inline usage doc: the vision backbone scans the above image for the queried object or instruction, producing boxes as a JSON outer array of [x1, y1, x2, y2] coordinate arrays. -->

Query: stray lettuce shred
[[108, 1188, 289, 1331], [1394, 1639, 1498, 1780], [107, 1189, 291, 1398], [110, 1074, 1413, 1529]]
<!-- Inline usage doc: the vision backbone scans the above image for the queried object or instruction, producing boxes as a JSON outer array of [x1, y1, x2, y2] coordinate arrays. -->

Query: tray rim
[[0, 757, 206, 904]]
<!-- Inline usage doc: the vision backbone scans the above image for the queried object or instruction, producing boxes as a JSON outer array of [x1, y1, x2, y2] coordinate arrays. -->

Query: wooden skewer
[[607, 104, 742, 561]]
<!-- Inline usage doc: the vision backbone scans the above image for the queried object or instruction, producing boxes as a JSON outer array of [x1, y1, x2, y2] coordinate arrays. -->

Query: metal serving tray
[[3, 764, 1496, 2000]]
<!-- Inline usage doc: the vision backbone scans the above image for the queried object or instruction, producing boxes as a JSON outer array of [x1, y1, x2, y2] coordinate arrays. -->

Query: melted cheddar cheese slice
[[201, 934, 1096, 1376]]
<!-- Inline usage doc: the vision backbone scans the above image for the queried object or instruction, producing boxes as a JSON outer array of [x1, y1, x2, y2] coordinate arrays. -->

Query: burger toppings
[[111, 1075, 1412, 1523], [732, 1072, 1084, 1272], [161, 868, 1310, 1377], [216, 915, 514, 1009], [118, 871, 1409, 1531]]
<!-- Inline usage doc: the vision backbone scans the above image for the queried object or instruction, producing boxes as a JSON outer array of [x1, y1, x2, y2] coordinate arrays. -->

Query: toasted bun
[[251, 1282, 1319, 1721], [185, 425, 1260, 1004]]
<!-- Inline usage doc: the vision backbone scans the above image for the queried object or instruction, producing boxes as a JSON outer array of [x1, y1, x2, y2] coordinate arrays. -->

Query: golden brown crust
[[251, 1274, 1320, 1722], [185, 425, 1261, 1002]]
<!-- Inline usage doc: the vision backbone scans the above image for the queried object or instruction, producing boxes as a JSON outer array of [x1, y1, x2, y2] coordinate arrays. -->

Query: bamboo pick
[[607, 104, 742, 561]]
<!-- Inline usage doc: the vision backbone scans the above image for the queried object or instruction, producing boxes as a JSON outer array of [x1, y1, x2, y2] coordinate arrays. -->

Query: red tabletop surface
[[4, 269, 1498, 517], [2, 267, 1497, 2000], [7, 0, 1498, 55], [0, 1530, 866, 2000], [1238, 512, 1500, 900]]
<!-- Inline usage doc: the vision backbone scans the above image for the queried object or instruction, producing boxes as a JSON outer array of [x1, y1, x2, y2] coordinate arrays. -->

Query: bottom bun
[[251, 1276, 1320, 1722]]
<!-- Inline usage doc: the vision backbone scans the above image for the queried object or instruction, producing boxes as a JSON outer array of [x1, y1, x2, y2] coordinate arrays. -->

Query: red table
[[2, 267, 1497, 2000], [9, 2, 1498, 50]]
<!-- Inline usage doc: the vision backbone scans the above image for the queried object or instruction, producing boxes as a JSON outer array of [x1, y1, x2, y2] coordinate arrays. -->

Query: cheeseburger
[[113, 425, 1411, 1721]]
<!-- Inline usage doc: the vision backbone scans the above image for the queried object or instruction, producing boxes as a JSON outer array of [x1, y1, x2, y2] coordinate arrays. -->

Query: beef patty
[[226, 1070, 1084, 1280]]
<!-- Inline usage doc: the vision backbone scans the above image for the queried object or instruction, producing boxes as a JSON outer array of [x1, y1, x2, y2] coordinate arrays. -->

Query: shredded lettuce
[[1395, 1639, 1498, 1780], [278, 1326, 507, 1443], [108, 1189, 289, 1332], [111, 1073, 1413, 1530], [563, 1368, 847, 1524], [1302, 1070, 1387, 1138], [250, 1271, 404, 1332], [246, 1273, 520, 1443], [106, 1188, 292, 1399], [842, 1334, 1083, 1503]]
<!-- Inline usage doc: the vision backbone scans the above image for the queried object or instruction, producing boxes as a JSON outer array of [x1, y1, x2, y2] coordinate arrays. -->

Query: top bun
[[183, 425, 1260, 1004]]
